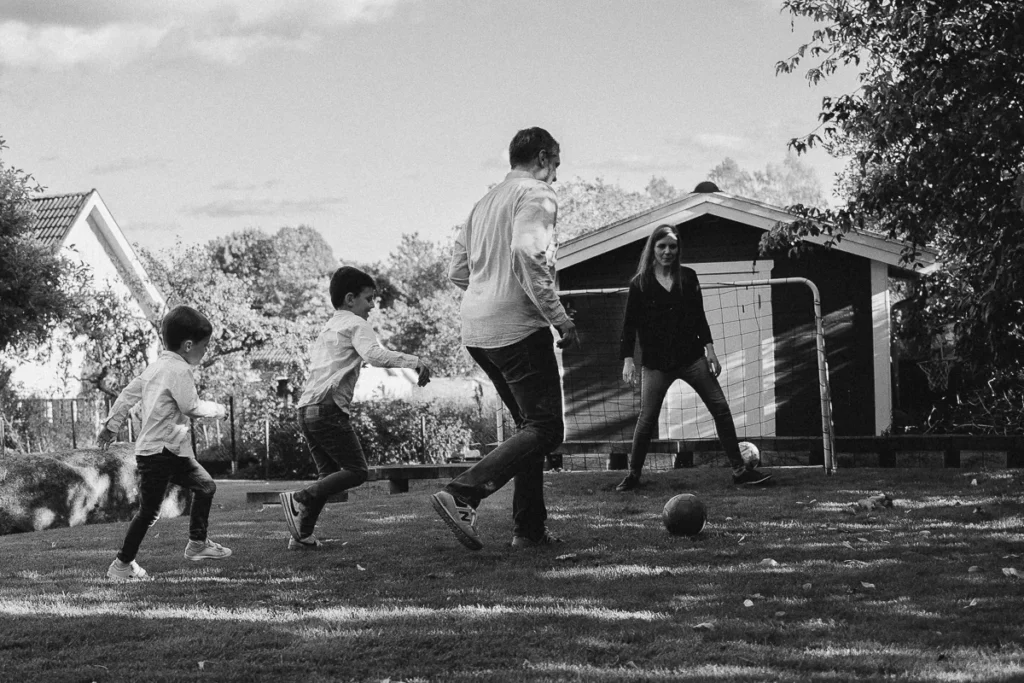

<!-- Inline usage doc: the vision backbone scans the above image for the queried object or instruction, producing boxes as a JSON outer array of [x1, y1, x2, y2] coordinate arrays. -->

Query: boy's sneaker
[[615, 472, 641, 491], [279, 491, 308, 541], [733, 469, 773, 486], [184, 538, 233, 561], [511, 528, 563, 549], [431, 491, 482, 550], [107, 558, 148, 581], [288, 535, 323, 551]]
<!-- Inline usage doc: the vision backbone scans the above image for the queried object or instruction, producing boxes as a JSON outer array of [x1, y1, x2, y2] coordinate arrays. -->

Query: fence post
[[70, 399, 77, 450], [264, 417, 270, 479], [420, 415, 427, 463], [496, 409, 504, 442], [229, 396, 237, 475]]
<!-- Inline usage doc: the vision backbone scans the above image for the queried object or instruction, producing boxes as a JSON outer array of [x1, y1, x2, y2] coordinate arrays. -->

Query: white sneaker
[[107, 558, 148, 581], [279, 491, 308, 541], [431, 491, 482, 550], [288, 535, 323, 551], [184, 538, 233, 561]]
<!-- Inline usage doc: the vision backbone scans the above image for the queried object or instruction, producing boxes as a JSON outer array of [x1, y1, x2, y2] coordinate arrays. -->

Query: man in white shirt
[[432, 127, 578, 551]]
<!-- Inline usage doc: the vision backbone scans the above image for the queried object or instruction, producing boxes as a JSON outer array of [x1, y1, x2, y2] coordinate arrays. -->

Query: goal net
[[548, 272, 835, 473]]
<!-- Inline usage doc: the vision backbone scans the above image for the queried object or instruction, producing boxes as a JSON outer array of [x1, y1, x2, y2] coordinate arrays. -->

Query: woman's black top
[[618, 267, 713, 371]]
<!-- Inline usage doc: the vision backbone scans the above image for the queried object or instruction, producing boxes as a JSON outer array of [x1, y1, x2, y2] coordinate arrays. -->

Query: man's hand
[[556, 319, 579, 349], [416, 362, 432, 387], [96, 427, 116, 450]]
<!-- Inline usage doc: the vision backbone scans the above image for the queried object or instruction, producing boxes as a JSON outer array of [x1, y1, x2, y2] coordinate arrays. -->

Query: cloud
[[188, 196, 347, 218], [211, 179, 280, 192], [0, 0, 411, 69], [91, 156, 170, 175]]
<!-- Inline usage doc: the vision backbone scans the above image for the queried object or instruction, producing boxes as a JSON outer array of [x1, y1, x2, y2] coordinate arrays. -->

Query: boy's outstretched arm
[[169, 372, 226, 420], [351, 322, 422, 374], [96, 376, 144, 449]]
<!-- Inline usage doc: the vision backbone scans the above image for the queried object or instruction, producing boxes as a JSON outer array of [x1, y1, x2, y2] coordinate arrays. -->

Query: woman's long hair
[[630, 224, 680, 291]]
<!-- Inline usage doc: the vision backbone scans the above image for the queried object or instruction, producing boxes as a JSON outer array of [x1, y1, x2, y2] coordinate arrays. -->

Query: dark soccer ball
[[662, 493, 707, 536]]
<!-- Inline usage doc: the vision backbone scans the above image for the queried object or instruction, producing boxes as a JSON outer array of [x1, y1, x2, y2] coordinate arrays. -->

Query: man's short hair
[[330, 266, 376, 309], [509, 127, 559, 168], [162, 305, 213, 351]]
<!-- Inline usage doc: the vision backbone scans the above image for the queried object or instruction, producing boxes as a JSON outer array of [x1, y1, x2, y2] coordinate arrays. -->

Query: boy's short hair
[[509, 127, 559, 168], [161, 305, 214, 351], [330, 266, 376, 309]]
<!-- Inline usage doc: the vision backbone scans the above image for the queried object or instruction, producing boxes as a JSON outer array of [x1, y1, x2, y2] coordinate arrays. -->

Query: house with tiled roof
[[8, 190, 165, 396]]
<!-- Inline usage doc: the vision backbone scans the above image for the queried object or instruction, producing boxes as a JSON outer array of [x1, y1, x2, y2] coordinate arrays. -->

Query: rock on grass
[[0, 444, 189, 535]]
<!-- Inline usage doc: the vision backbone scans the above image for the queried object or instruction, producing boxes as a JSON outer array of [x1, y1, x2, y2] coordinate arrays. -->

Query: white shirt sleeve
[[448, 213, 471, 291], [103, 375, 144, 432], [170, 368, 226, 419], [509, 183, 569, 327], [351, 321, 420, 369]]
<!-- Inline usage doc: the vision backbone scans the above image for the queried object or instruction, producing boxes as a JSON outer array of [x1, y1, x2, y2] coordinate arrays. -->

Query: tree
[[709, 155, 826, 208], [773, 0, 1024, 430], [555, 176, 678, 242], [0, 135, 90, 357], [369, 232, 476, 376]]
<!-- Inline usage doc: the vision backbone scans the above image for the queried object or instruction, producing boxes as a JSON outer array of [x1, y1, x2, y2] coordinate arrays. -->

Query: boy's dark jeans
[[296, 404, 368, 538], [117, 450, 217, 563], [630, 358, 745, 475], [448, 327, 564, 540]]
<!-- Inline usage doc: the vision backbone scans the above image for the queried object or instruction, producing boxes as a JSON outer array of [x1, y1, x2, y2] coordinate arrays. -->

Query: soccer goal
[[554, 275, 836, 474]]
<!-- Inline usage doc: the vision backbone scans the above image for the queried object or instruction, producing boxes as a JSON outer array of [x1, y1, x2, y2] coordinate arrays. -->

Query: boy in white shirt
[[279, 267, 431, 549], [97, 305, 231, 580]]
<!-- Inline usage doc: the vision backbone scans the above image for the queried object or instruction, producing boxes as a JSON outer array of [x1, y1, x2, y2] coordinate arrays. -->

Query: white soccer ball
[[738, 441, 760, 469]]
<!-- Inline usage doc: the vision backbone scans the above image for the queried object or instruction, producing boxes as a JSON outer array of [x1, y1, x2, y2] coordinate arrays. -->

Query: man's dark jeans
[[446, 327, 564, 540], [630, 358, 745, 475], [117, 450, 217, 563]]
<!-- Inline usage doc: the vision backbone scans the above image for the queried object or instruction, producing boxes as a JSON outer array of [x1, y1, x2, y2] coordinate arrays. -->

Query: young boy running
[[279, 266, 431, 550], [98, 305, 232, 581]]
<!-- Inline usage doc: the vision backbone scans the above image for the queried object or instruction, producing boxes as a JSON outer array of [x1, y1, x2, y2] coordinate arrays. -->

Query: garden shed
[[554, 183, 937, 444]]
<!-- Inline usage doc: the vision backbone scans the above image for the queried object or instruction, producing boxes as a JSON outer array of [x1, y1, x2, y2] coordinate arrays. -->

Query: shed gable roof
[[556, 190, 938, 276]]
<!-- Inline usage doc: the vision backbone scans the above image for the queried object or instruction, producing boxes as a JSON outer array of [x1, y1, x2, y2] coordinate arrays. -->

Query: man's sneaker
[[107, 558, 148, 581], [288, 535, 323, 551], [511, 528, 564, 549], [615, 472, 641, 491], [184, 538, 233, 561], [733, 469, 773, 486], [279, 491, 308, 541], [431, 491, 482, 550]]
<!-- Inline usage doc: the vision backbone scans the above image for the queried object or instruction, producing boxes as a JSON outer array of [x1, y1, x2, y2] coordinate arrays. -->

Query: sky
[[0, 0, 860, 266]]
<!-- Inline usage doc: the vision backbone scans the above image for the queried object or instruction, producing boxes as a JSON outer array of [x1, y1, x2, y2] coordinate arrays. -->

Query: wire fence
[[1, 395, 507, 475]]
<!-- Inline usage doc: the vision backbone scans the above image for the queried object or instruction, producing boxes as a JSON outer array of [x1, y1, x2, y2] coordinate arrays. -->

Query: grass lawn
[[1, 466, 1023, 682]]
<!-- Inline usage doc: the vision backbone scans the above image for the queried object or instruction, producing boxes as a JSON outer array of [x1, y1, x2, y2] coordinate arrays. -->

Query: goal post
[[555, 277, 836, 474]]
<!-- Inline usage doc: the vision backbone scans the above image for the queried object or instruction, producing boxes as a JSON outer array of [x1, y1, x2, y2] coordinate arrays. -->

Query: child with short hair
[[279, 266, 431, 550], [97, 304, 232, 580]]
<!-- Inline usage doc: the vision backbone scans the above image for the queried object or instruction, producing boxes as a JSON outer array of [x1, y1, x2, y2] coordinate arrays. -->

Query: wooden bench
[[245, 463, 474, 505]]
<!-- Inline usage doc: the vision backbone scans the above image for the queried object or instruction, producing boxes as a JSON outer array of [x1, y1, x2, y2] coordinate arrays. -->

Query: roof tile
[[23, 191, 93, 246]]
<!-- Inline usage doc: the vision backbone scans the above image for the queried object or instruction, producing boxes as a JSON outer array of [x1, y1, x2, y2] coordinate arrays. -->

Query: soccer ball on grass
[[662, 493, 707, 536]]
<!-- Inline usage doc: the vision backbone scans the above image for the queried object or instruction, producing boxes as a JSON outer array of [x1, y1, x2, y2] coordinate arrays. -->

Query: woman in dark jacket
[[616, 224, 771, 491]]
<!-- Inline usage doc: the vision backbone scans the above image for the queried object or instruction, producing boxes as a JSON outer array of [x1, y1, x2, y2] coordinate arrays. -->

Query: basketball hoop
[[918, 358, 954, 392]]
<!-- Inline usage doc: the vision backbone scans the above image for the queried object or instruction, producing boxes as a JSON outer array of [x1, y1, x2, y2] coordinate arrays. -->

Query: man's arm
[[509, 184, 570, 330], [448, 212, 472, 291]]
